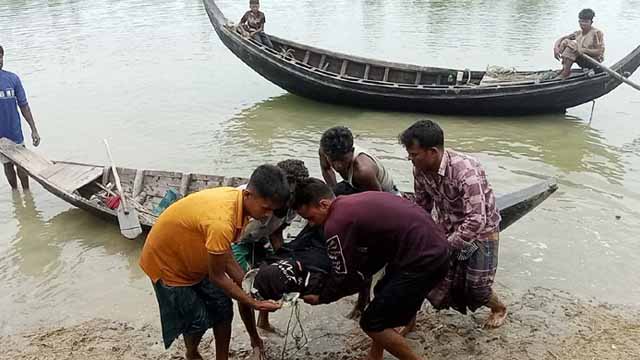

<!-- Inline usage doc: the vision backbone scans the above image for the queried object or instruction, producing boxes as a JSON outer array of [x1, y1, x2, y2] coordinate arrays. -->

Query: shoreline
[[2, 286, 638, 359]]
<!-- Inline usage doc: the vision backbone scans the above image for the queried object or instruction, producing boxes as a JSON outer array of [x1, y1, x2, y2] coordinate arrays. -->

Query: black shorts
[[152, 278, 233, 349], [360, 264, 448, 333]]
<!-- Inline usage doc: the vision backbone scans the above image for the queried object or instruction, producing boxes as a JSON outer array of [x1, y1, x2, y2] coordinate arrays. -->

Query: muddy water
[[1, 0, 639, 336]]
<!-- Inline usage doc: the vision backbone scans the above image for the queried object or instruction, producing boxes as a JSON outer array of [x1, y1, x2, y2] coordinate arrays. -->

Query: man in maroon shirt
[[292, 178, 449, 360], [399, 119, 507, 328]]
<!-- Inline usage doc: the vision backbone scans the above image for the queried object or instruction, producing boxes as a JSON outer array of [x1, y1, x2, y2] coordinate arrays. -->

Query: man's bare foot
[[485, 306, 508, 328], [249, 345, 266, 360]]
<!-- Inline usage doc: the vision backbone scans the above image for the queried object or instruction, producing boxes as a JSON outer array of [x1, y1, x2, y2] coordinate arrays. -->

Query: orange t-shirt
[[139, 187, 249, 286]]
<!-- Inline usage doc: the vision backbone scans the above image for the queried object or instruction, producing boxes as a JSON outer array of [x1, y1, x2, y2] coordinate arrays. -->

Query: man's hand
[[302, 294, 320, 305], [253, 300, 281, 312], [32, 131, 41, 147]]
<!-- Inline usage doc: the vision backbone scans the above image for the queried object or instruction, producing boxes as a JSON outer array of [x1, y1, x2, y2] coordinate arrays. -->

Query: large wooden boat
[[203, 0, 640, 115], [1, 139, 557, 236]]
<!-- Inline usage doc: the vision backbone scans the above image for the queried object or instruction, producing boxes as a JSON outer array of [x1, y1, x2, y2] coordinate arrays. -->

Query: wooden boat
[[1, 138, 557, 235], [203, 0, 640, 115]]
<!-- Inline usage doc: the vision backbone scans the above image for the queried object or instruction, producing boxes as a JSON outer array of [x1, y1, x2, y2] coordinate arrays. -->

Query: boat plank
[[43, 163, 104, 193], [340, 60, 348, 76], [179, 173, 191, 196], [0, 138, 53, 174], [132, 169, 145, 197]]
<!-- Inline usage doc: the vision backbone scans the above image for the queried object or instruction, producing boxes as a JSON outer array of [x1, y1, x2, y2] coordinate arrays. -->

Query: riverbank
[[2, 286, 638, 360]]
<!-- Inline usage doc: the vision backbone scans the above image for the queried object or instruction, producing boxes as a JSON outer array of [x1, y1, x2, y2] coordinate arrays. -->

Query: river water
[[0, 0, 639, 336]]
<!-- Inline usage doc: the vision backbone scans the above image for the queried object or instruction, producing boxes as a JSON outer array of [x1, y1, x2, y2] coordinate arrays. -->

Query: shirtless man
[[554, 8, 605, 79]]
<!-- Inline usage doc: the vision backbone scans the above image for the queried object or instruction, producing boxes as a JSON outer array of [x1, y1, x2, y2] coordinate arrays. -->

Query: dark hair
[[398, 119, 444, 149], [320, 126, 354, 160], [249, 0, 259, 5], [579, 8, 595, 20], [0, 46, 4, 55], [248, 164, 290, 207], [277, 159, 309, 185], [291, 177, 334, 209]]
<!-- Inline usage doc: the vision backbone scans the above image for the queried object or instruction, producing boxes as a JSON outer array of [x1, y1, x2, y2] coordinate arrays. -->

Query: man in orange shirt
[[139, 164, 289, 360]]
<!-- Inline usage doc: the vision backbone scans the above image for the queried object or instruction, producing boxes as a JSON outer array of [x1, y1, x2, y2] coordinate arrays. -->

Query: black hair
[[320, 126, 354, 160], [0, 46, 4, 55], [277, 159, 309, 185], [398, 119, 444, 149], [579, 8, 595, 20], [291, 178, 334, 210], [248, 164, 290, 207]]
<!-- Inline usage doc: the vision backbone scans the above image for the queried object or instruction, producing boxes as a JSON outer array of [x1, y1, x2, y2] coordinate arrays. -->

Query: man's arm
[[413, 169, 434, 214], [208, 252, 280, 311], [19, 105, 40, 146], [269, 227, 285, 251], [319, 149, 338, 188], [239, 11, 248, 25], [315, 219, 367, 304], [14, 78, 40, 147], [447, 169, 488, 251], [352, 155, 382, 191], [554, 32, 578, 59]]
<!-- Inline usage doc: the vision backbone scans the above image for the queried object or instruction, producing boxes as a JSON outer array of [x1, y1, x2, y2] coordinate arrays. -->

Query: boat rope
[[280, 299, 308, 360], [589, 100, 596, 124]]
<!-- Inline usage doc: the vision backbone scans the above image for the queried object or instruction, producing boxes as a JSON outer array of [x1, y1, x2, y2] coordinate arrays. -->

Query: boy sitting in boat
[[238, 0, 274, 48], [554, 8, 605, 79]]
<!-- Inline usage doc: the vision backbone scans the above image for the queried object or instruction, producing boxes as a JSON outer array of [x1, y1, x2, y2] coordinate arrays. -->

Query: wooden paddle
[[104, 139, 142, 239], [580, 53, 640, 91]]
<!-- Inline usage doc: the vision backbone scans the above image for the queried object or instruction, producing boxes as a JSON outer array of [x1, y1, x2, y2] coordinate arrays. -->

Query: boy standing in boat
[[292, 178, 450, 360], [239, 0, 274, 49], [554, 8, 605, 79], [232, 159, 309, 332], [399, 119, 508, 328], [0, 45, 41, 191], [139, 165, 288, 360]]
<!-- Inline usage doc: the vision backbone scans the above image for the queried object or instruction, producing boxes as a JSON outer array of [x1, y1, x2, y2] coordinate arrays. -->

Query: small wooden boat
[[2, 139, 557, 235], [203, 0, 640, 115]]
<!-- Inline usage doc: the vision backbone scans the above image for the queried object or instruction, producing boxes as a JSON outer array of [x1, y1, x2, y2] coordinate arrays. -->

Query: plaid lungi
[[427, 232, 499, 314]]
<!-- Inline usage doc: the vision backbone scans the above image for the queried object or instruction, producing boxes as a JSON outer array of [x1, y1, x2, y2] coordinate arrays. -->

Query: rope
[[280, 300, 308, 360], [589, 100, 596, 124]]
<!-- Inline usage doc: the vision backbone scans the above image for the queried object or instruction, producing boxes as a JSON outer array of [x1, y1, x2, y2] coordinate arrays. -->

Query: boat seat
[[39, 162, 104, 193]]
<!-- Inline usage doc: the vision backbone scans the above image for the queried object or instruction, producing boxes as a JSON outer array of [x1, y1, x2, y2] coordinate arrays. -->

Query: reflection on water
[[228, 94, 624, 184]]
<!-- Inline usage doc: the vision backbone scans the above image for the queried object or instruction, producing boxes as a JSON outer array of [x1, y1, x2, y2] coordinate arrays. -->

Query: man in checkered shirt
[[399, 119, 507, 328]]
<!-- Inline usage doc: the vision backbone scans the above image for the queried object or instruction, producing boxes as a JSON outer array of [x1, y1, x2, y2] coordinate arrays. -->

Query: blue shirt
[[0, 70, 28, 144]]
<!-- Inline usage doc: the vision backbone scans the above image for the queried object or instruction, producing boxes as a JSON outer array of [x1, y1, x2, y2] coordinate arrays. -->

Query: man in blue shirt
[[0, 45, 41, 190]]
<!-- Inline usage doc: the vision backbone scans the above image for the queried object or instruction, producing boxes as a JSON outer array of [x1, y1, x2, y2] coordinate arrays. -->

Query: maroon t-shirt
[[318, 192, 449, 304]]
